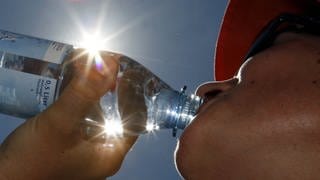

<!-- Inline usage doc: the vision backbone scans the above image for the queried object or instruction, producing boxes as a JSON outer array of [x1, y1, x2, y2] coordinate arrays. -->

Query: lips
[[196, 90, 223, 115]]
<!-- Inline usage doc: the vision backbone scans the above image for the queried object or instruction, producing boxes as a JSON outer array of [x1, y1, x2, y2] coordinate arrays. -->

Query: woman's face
[[175, 33, 320, 179]]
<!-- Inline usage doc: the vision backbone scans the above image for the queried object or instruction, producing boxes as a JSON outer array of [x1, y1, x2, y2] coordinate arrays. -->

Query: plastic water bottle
[[0, 30, 202, 137]]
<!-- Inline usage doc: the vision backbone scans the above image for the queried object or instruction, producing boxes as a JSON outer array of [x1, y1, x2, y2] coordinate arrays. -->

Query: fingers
[[3, 50, 139, 179], [69, 49, 120, 101], [40, 50, 121, 135]]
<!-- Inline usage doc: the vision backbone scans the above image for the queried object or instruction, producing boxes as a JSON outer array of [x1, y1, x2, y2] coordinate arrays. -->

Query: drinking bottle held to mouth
[[0, 30, 202, 138]]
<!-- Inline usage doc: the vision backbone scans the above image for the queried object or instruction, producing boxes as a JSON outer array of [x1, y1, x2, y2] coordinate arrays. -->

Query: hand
[[0, 50, 138, 179]]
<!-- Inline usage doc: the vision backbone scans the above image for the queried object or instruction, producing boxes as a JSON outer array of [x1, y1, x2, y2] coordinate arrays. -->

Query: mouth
[[195, 97, 216, 115], [196, 102, 207, 115], [196, 90, 223, 114]]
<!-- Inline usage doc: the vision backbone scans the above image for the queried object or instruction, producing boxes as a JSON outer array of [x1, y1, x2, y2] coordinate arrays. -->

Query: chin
[[174, 115, 209, 179], [174, 132, 197, 179], [174, 140, 188, 179]]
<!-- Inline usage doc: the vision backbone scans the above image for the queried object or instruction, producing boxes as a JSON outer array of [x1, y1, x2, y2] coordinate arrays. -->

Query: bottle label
[[0, 30, 72, 64], [0, 29, 73, 118], [0, 68, 57, 118]]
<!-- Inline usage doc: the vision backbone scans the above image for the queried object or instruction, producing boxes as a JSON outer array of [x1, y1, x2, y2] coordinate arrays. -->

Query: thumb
[[40, 50, 120, 135]]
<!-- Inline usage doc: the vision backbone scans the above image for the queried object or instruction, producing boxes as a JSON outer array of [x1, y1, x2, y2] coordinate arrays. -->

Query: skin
[[0, 50, 137, 180], [175, 32, 320, 179]]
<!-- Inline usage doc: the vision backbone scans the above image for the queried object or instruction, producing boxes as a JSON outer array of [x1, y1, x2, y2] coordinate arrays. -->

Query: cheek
[[175, 104, 247, 178], [175, 112, 215, 178], [175, 97, 271, 179]]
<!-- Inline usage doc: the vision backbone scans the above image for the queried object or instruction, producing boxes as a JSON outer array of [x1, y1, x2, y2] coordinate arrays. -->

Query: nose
[[195, 78, 238, 102]]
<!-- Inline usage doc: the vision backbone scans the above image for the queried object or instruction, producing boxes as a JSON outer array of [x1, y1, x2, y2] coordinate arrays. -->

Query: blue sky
[[0, 0, 227, 179]]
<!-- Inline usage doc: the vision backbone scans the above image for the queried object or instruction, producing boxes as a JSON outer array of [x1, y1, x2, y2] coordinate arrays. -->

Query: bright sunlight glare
[[104, 119, 124, 137], [80, 31, 106, 56], [146, 123, 159, 132], [146, 123, 155, 132], [76, 30, 108, 72]]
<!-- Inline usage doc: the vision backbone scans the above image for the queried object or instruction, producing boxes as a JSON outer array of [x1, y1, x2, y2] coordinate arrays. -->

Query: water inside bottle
[[103, 56, 172, 136], [97, 56, 202, 137]]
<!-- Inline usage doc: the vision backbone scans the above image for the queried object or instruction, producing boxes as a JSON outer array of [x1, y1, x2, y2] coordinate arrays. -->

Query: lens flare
[[103, 119, 124, 137], [145, 122, 160, 132], [93, 53, 103, 72], [80, 32, 106, 57], [146, 123, 155, 132], [71, 30, 108, 76]]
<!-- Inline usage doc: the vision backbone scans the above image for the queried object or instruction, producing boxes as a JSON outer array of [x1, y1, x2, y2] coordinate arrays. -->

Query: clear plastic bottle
[[0, 29, 202, 138]]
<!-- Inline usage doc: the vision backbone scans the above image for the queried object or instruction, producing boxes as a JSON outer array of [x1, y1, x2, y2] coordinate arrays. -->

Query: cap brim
[[215, 0, 309, 80]]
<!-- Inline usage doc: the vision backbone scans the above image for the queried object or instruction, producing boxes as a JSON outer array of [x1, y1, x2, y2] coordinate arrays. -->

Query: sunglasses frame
[[244, 13, 320, 61]]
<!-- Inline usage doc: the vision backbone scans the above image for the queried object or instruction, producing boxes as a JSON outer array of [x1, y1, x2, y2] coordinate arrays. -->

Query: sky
[[0, 0, 227, 179]]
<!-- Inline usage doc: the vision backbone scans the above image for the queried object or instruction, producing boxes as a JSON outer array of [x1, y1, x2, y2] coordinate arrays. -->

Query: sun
[[79, 31, 106, 56], [72, 30, 108, 73]]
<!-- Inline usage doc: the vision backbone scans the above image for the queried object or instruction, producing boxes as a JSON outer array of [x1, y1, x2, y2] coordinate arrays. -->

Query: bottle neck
[[176, 93, 202, 129], [147, 87, 203, 137]]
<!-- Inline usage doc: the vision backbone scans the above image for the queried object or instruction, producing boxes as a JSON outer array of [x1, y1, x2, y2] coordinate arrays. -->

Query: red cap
[[215, 0, 316, 80]]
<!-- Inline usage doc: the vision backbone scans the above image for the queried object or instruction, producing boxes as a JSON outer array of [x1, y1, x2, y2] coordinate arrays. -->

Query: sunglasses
[[244, 13, 320, 61]]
